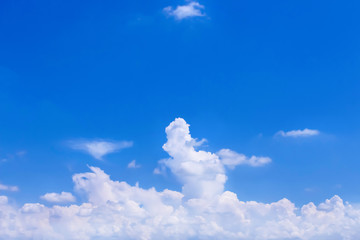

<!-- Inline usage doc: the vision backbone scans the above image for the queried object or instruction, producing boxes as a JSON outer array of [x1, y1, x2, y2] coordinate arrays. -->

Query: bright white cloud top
[[164, 1, 205, 20], [40, 192, 76, 203], [0, 118, 359, 239], [69, 139, 133, 160], [277, 128, 320, 138]]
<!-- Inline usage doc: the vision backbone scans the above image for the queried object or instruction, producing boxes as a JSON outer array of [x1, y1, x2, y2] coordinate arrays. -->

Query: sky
[[0, 0, 360, 239]]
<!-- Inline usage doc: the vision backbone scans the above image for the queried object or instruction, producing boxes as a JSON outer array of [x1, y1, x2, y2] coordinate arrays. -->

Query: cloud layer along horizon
[[0, 118, 359, 239]]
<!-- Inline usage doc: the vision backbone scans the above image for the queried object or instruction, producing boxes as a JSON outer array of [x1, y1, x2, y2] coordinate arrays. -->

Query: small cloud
[[0, 183, 19, 192], [127, 160, 141, 169], [164, 1, 205, 20], [15, 150, 27, 157], [276, 128, 320, 138], [40, 192, 76, 203], [68, 139, 133, 160], [153, 159, 168, 175], [217, 149, 272, 169], [305, 187, 315, 192], [153, 168, 161, 175]]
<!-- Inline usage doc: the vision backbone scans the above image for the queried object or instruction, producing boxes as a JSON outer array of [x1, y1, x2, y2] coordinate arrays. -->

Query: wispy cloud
[[0, 183, 19, 192], [69, 140, 133, 160], [127, 160, 141, 169], [40, 192, 76, 203], [276, 128, 320, 138], [0, 150, 27, 164], [164, 1, 205, 20]]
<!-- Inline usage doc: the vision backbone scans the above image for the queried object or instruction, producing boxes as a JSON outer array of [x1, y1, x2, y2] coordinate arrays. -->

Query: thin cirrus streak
[[0, 118, 358, 239]]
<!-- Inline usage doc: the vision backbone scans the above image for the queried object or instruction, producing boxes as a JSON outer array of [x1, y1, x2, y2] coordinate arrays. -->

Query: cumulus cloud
[[128, 160, 141, 169], [69, 139, 133, 160], [0, 183, 18, 192], [0, 167, 360, 239], [164, 1, 205, 20], [0, 118, 359, 239], [40, 192, 76, 203], [277, 128, 320, 138]]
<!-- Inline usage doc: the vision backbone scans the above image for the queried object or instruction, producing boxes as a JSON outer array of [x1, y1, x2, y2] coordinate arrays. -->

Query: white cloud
[[16, 150, 27, 157], [0, 167, 360, 239], [158, 118, 270, 199], [69, 140, 133, 160], [164, 1, 205, 20], [40, 192, 76, 203], [153, 168, 161, 174], [277, 128, 320, 138], [217, 149, 271, 168], [0, 183, 18, 192], [127, 160, 141, 169], [0, 118, 359, 239]]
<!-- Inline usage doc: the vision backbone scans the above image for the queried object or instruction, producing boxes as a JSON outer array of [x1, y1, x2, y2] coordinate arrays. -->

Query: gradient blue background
[[0, 0, 359, 206]]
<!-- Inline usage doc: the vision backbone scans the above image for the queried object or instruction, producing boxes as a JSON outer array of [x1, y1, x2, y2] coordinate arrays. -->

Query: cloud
[[0, 183, 18, 192], [69, 140, 133, 160], [164, 1, 205, 20], [0, 118, 359, 239], [159, 118, 270, 199], [40, 192, 76, 203], [0, 167, 360, 239], [277, 128, 320, 138], [217, 149, 271, 169], [16, 150, 27, 157], [127, 160, 141, 169]]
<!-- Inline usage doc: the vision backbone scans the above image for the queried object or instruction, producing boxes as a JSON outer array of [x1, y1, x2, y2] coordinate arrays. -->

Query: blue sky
[[0, 0, 360, 239]]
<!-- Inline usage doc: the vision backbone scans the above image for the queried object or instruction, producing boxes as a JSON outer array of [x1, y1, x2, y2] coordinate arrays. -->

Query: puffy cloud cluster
[[0, 118, 359, 239]]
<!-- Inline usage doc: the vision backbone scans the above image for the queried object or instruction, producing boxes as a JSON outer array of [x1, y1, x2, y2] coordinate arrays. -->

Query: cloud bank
[[0, 118, 358, 239], [69, 139, 133, 160], [164, 1, 205, 20], [277, 129, 320, 138]]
